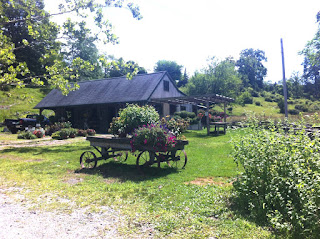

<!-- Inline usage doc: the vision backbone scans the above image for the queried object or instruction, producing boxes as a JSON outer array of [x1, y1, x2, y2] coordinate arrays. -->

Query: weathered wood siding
[[150, 75, 184, 99]]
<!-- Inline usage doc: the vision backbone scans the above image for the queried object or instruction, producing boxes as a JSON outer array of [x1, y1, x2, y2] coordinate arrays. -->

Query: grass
[[0, 86, 51, 122], [0, 129, 275, 238]]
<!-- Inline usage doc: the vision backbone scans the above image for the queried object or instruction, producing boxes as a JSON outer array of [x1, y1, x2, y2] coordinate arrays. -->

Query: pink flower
[[144, 139, 147, 144]]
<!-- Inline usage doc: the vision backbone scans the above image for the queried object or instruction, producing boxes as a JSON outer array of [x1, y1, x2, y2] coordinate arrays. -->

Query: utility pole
[[281, 38, 288, 118]]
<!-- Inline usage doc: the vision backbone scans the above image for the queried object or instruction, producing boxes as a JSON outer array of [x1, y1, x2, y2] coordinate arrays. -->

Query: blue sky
[[46, 0, 320, 83]]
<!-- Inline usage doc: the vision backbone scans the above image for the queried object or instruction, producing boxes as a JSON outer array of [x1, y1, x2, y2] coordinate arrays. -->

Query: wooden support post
[[39, 109, 43, 116], [206, 102, 210, 135], [224, 103, 227, 122]]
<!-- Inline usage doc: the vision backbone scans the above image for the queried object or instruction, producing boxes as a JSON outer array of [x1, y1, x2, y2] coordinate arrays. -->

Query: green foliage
[[236, 48, 267, 90], [277, 98, 285, 113], [288, 109, 300, 115], [161, 117, 189, 137], [17, 131, 37, 139], [154, 60, 182, 82], [45, 121, 72, 136], [232, 121, 320, 238], [185, 57, 241, 98], [174, 110, 198, 125], [295, 104, 309, 112], [300, 11, 320, 99], [237, 91, 253, 105], [0, 0, 142, 94], [101, 57, 146, 79], [109, 104, 159, 136]]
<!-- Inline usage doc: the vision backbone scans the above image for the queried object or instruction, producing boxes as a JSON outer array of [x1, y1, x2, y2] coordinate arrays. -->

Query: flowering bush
[[109, 104, 159, 137], [45, 121, 72, 136], [33, 129, 45, 138], [161, 117, 189, 137], [77, 129, 88, 137], [86, 129, 96, 136], [130, 124, 176, 152]]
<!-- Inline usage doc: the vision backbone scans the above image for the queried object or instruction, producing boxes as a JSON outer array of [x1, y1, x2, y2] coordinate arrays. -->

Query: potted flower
[[130, 123, 176, 152]]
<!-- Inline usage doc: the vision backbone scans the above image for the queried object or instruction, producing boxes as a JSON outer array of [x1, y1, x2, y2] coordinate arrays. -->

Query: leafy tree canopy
[[236, 48, 267, 91], [185, 57, 241, 98], [0, 0, 142, 95], [300, 11, 320, 99], [154, 60, 182, 83], [99, 57, 147, 79]]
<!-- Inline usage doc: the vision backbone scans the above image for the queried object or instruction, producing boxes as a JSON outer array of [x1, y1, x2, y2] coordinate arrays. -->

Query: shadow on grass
[[75, 161, 178, 182], [1, 144, 90, 155], [185, 130, 225, 138]]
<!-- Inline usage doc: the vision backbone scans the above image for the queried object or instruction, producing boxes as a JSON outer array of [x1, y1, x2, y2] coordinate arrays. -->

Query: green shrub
[[17, 131, 37, 139], [295, 104, 309, 112], [51, 131, 61, 140], [264, 97, 273, 102], [60, 128, 70, 139], [109, 104, 159, 136], [161, 117, 189, 136], [277, 99, 285, 113], [237, 91, 253, 105], [255, 101, 261, 106], [232, 122, 320, 238], [174, 111, 198, 125], [289, 109, 300, 115], [69, 128, 78, 138]]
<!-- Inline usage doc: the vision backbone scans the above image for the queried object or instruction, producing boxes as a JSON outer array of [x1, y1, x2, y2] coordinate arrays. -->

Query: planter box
[[188, 122, 202, 130]]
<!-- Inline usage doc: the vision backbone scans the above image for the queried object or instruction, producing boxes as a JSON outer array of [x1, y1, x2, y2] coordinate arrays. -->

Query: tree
[[62, 19, 103, 81], [100, 57, 147, 78], [236, 48, 267, 91], [177, 68, 189, 87], [154, 60, 182, 83], [1, 0, 60, 79], [185, 57, 242, 98], [0, 0, 142, 94], [300, 11, 320, 99]]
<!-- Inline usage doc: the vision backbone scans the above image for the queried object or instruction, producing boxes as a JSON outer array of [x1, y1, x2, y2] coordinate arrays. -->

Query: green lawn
[[0, 129, 274, 238]]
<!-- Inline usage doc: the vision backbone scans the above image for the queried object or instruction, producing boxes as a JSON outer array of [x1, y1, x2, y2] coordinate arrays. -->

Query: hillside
[[0, 87, 51, 122], [1, 86, 320, 124]]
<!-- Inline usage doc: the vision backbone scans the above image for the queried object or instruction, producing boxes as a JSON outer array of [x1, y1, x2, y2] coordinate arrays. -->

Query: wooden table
[[210, 122, 229, 135]]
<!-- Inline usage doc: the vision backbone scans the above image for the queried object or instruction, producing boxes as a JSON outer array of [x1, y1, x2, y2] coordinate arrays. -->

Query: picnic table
[[209, 122, 229, 135]]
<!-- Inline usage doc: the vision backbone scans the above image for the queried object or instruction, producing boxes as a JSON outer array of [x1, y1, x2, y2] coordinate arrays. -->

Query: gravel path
[[0, 188, 122, 239]]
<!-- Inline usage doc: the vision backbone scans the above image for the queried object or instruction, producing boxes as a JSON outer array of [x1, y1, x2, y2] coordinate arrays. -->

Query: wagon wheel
[[136, 151, 152, 170], [80, 151, 97, 169], [113, 151, 128, 162], [167, 150, 187, 169]]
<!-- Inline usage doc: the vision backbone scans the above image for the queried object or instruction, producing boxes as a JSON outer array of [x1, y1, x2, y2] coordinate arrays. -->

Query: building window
[[163, 80, 169, 91], [181, 106, 186, 111]]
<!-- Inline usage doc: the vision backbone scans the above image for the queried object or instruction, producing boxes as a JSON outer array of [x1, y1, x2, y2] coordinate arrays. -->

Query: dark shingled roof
[[35, 72, 170, 109]]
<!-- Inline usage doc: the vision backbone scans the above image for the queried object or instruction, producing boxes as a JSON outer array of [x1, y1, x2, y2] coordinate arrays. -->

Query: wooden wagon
[[80, 135, 188, 171]]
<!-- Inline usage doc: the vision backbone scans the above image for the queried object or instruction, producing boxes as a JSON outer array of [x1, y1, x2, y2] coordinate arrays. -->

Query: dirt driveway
[[0, 137, 87, 150], [0, 188, 122, 239]]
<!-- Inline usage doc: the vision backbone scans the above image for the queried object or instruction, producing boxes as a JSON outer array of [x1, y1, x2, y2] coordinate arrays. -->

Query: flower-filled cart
[[79, 104, 189, 171], [81, 135, 188, 171]]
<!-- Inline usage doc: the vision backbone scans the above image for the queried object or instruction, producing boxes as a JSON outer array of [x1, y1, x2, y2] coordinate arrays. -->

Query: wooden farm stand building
[[35, 71, 233, 134]]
